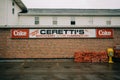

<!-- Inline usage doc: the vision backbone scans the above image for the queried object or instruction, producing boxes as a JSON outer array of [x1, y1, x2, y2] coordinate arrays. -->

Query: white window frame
[[35, 17, 39, 25], [71, 17, 76, 25], [53, 17, 57, 25]]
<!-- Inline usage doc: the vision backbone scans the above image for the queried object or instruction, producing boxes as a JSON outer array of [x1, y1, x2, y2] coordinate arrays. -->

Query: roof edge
[[14, 0, 28, 13], [28, 8, 120, 10], [19, 8, 120, 16]]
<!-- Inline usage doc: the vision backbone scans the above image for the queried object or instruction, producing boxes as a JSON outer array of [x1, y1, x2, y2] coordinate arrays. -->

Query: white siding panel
[[0, 0, 7, 25], [111, 17, 120, 25], [58, 17, 70, 25], [93, 17, 110, 25], [7, 0, 21, 25], [0, 0, 22, 25], [40, 17, 52, 25], [19, 16, 34, 25], [76, 17, 90, 25]]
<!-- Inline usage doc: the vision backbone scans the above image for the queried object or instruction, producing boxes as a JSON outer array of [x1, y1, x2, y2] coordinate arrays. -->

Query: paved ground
[[0, 60, 120, 80]]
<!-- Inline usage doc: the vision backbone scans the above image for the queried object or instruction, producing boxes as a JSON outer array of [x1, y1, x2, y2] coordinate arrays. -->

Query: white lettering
[[98, 30, 111, 36], [13, 30, 27, 36]]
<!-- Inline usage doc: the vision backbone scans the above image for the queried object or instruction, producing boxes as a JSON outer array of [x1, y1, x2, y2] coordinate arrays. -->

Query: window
[[53, 21, 57, 25], [12, 2, 14, 6], [89, 17, 93, 24], [106, 20, 111, 25], [71, 21, 75, 25], [53, 17, 57, 25], [12, 8, 14, 14], [35, 17, 39, 25], [71, 17, 75, 25], [12, 0, 15, 15], [106, 17, 111, 25]]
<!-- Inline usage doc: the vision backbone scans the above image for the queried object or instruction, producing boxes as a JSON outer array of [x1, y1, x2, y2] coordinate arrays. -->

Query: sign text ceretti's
[[29, 29, 96, 38], [11, 29, 29, 38]]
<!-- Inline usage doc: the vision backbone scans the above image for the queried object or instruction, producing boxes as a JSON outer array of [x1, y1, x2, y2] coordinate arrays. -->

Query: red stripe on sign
[[11, 29, 29, 38], [96, 29, 113, 38]]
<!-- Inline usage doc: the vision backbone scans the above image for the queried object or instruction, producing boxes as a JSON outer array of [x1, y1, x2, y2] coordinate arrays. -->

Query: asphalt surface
[[0, 60, 120, 80]]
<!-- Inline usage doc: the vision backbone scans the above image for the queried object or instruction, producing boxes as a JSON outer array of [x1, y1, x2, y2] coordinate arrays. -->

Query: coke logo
[[96, 29, 113, 38], [98, 30, 112, 36], [12, 29, 29, 38], [13, 30, 27, 36]]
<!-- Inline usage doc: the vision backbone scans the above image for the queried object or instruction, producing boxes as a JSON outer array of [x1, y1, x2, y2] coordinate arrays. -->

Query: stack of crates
[[74, 51, 108, 63]]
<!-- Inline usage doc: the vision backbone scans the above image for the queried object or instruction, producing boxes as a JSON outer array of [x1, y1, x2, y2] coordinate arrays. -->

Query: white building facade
[[0, 0, 27, 25], [19, 12, 120, 26], [0, 0, 120, 27]]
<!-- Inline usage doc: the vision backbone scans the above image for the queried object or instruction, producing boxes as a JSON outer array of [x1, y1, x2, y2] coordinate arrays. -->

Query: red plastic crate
[[74, 51, 108, 63]]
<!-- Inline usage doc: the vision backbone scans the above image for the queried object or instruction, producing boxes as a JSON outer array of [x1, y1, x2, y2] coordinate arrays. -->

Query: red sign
[[11, 29, 29, 38], [96, 29, 113, 38]]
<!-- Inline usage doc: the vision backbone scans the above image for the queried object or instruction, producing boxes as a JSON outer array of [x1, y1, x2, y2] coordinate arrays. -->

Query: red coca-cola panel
[[11, 29, 29, 38], [96, 29, 113, 38]]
